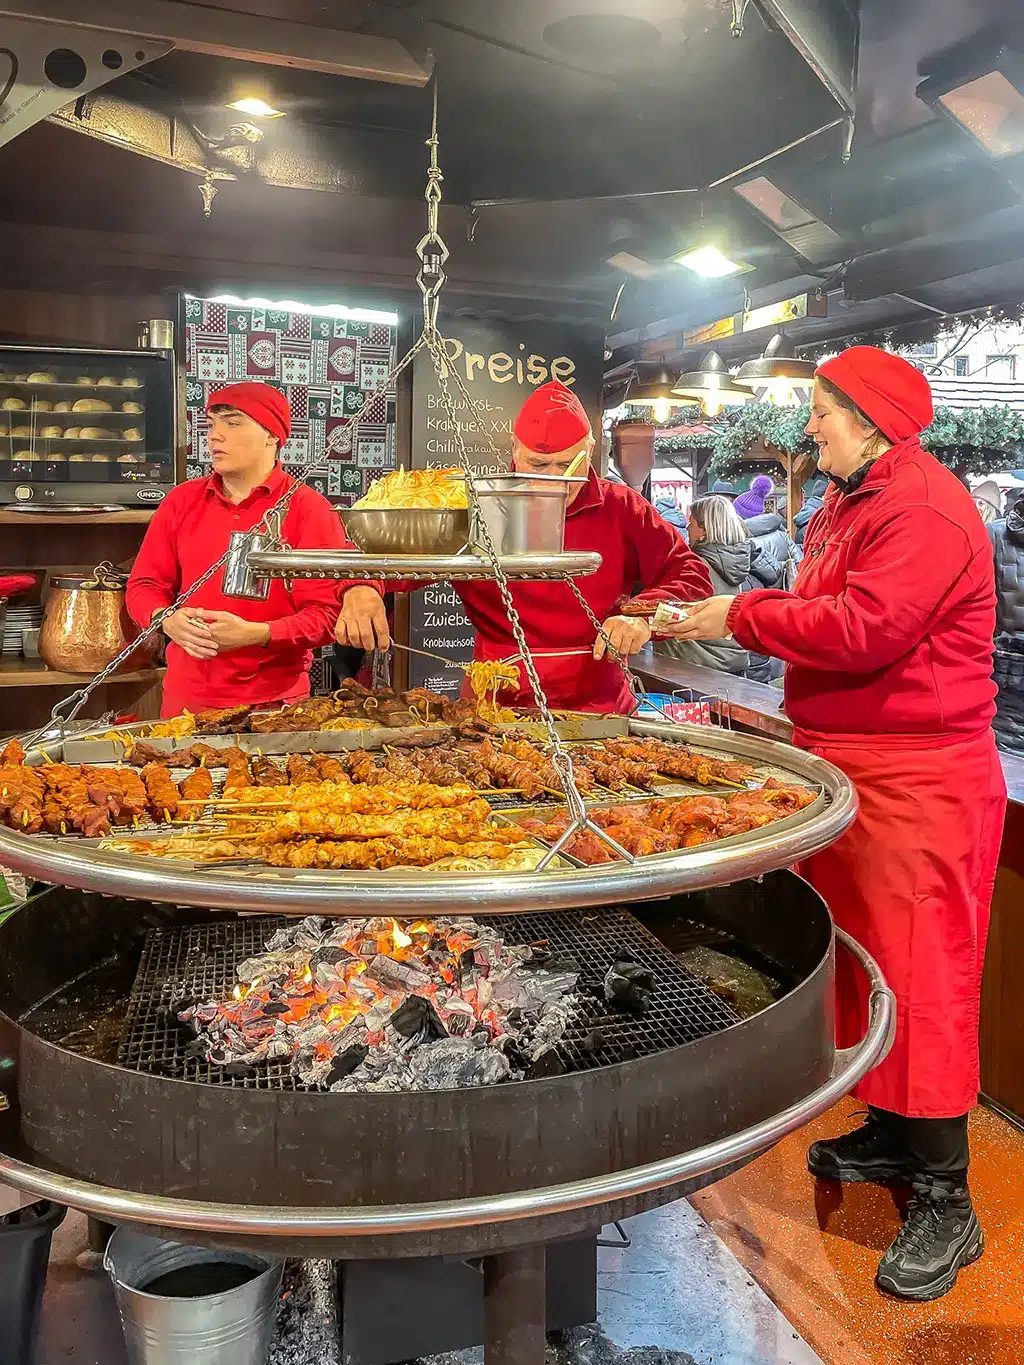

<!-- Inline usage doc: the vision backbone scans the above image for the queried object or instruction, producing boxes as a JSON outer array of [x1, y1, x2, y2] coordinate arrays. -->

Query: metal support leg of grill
[[483, 1245, 547, 1365]]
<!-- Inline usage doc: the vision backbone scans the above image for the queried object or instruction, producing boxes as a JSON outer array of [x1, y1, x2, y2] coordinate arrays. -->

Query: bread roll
[[47, 452, 67, 462], [91, 453, 112, 464], [97, 376, 119, 387], [121, 401, 143, 414], [68, 453, 89, 463], [123, 427, 143, 441], [30, 399, 52, 412], [72, 398, 113, 414], [52, 401, 72, 413], [27, 372, 55, 384], [62, 427, 82, 439], [121, 377, 142, 388], [13, 449, 40, 460], [39, 425, 63, 439], [76, 376, 93, 385], [12, 374, 28, 382], [116, 452, 143, 464], [79, 426, 116, 439], [9, 425, 33, 437], [2, 397, 26, 411]]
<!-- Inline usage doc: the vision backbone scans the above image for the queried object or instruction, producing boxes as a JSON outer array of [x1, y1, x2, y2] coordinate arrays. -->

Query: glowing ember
[[179, 916, 579, 1091]]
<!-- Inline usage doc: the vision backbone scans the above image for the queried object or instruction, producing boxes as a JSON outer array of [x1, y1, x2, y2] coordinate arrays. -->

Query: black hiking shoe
[[876, 1181, 984, 1301], [807, 1112, 909, 1185]]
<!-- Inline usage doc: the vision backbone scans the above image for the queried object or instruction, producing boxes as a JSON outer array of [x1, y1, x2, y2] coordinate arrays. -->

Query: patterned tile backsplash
[[182, 295, 399, 506]]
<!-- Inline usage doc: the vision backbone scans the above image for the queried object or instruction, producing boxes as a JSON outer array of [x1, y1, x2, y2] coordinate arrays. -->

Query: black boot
[[876, 1180, 984, 1301], [807, 1109, 910, 1184]]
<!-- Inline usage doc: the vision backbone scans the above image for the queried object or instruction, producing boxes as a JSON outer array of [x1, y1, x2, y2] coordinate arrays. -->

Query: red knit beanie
[[513, 380, 591, 455], [816, 347, 933, 442], [207, 383, 291, 445]]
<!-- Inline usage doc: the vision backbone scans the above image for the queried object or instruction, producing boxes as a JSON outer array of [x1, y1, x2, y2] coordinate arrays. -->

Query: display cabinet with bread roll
[[0, 345, 174, 508]]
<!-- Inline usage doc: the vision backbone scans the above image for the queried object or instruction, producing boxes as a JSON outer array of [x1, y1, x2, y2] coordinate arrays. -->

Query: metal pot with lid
[[39, 562, 155, 674]]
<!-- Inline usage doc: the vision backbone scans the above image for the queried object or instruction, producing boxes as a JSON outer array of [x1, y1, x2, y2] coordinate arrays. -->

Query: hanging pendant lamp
[[734, 333, 816, 405], [622, 363, 688, 424], [670, 350, 750, 417]]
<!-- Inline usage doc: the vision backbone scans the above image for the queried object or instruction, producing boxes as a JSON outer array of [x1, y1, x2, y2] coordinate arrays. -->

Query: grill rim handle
[[0, 928, 895, 1238]]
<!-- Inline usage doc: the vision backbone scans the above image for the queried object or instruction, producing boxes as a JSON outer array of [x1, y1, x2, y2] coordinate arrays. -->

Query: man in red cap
[[128, 382, 384, 716], [335, 379, 712, 712]]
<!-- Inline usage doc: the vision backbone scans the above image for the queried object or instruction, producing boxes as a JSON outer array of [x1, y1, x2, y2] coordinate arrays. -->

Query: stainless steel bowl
[[341, 506, 470, 555]]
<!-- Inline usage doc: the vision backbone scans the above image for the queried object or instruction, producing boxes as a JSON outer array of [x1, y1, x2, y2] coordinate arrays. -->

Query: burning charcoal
[[325, 1044, 368, 1087], [261, 1001, 291, 1016], [603, 955, 655, 1014], [365, 954, 432, 993], [390, 994, 447, 1042], [525, 1048, 566, 1080], [308, 945, 351, 972]]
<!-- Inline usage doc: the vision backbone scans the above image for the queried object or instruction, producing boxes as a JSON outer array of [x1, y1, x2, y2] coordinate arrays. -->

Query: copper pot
[[39, 565, 155, 675]]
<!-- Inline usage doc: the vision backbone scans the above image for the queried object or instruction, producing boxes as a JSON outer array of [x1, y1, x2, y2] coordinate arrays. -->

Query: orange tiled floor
[[692, 1097, 1024, 1365]]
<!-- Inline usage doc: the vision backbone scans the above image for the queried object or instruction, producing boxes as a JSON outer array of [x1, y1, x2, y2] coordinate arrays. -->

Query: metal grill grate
[[118, 910, 743, 1089]]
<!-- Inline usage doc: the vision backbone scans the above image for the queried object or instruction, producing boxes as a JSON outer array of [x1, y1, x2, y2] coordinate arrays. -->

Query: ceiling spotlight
[[918, 45, 1024, 159], [671, 350, 750, 417], [673, 245, 753, 279], [623, 365, 688, 424], [734, 333, 816, 405], [226, 97, 285, 119]]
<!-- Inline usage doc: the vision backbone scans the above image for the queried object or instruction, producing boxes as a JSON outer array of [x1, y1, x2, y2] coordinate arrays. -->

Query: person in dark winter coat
[[989, 496, 1024, 756], [794, 474, 827, 546], [654, 495, 779, 681], [989, 496, 1024, 637], [742, 510, 802, 587], [734, 476, 803, 587]]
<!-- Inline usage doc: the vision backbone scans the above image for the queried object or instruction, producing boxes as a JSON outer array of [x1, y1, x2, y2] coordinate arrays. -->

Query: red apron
[[796, 728, 1006, 1118]]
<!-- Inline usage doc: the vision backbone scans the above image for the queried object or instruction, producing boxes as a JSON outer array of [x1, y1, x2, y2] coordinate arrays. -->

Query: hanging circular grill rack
[[0, 718, 856, 916]]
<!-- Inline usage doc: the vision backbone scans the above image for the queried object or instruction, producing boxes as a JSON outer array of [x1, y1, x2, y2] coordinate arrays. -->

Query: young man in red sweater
[[127, 382, 383, 717]]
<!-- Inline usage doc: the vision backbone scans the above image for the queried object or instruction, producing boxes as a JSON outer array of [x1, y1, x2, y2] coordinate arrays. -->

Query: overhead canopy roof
[[0, 0, 1020, 347]]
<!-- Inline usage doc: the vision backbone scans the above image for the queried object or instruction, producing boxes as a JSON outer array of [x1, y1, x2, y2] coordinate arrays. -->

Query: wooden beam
[[0, 1, 432, 83]]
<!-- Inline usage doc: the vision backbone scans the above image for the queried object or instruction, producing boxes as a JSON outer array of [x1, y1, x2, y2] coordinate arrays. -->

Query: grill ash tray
[[117, 910, 743, 1091]]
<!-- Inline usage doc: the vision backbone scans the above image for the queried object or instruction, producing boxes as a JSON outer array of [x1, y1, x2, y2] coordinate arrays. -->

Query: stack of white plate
[[2, 605, 42, 656]]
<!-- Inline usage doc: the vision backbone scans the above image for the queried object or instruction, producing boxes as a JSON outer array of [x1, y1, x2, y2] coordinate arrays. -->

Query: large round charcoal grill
[[0, 721, 892, 1365]]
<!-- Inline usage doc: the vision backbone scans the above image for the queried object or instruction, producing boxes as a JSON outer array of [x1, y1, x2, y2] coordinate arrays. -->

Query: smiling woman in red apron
[[662, 347, 1006, 1303], [336, 381, 713, 711]]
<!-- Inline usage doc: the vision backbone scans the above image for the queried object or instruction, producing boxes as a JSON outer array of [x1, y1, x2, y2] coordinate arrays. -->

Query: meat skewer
[[141, 762, 181, 823]]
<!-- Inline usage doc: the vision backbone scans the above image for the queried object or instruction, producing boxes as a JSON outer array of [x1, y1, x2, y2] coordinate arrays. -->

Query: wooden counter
[[635, 647, 1024, 1128]]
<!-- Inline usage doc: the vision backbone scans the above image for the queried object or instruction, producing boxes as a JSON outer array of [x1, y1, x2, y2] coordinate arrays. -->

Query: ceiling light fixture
[[671, 350, 750, 417], [734, 333, 816, 405], [226, 97, 285, 119], [623, 365, 687, 424], [917, 45, 1024, 160], [673, 245, 753, 279]]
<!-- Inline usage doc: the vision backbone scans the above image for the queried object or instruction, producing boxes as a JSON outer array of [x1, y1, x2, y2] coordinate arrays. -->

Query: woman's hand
[[657, 595, 736, 641], [594, 615, 652, 660]]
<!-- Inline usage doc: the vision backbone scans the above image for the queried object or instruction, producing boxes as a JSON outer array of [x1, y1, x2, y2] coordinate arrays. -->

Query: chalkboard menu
[[406, 319, 604, 694]]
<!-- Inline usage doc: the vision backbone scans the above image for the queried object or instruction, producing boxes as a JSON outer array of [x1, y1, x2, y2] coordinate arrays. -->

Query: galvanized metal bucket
[[469, 473, 584, 555], [104, 1229, 282, 1365]]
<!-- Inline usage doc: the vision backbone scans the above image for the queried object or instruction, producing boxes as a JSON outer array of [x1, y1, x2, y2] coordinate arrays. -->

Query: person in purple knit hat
[[733, 474, 774, 519]]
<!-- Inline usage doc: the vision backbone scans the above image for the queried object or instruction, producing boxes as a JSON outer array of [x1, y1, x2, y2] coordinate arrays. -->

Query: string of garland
[[650, 401, 1024, 479]]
